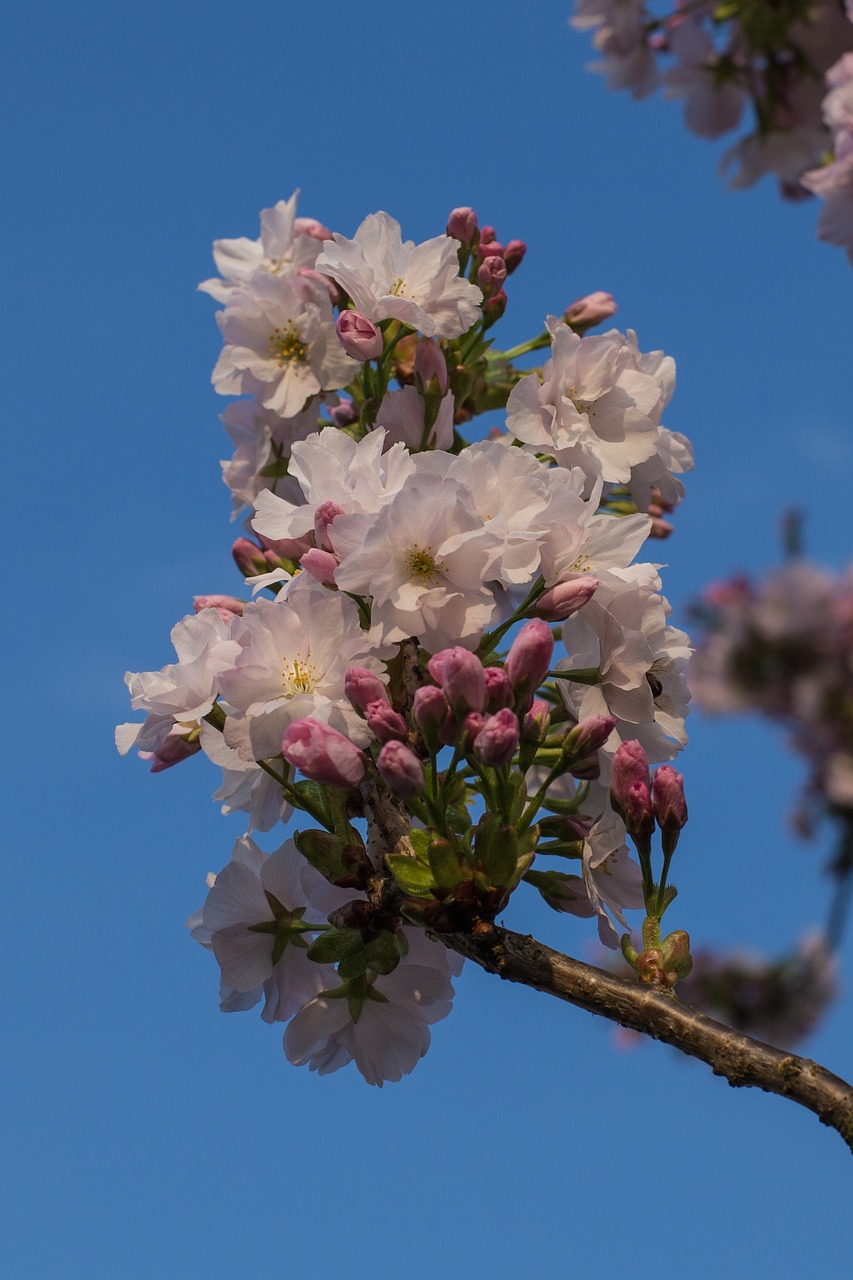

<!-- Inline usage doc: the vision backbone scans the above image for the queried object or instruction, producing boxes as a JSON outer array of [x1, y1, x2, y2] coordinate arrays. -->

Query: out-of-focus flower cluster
[[677, 933, 837, 1047], [689, 555, 853, 834], [570, 0, 853, 260], [119, 195, 695, 1084]]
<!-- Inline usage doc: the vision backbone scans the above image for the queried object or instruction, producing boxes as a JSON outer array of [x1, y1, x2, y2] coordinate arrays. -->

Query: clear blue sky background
[[3, 2, 852, 1276]]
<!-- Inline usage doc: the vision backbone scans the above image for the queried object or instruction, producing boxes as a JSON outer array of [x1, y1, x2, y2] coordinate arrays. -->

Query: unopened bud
[[427, 647, 486, 714], [564, 291, 618, 333], [300, 547, 338, 584], [561, 714, 618, 780], [293, 216, 331, 241], [282, 718, 366, 788], [610, 740, 651, 809], [479, 668, 510, 714], [482, 289, 507, 327], [344, 667, 390, 715], [473, 708, 520, 766], [535, 577, 600, 621], [522, 698, 551, 743], [503, 239, 526, 274], [232, 537, 280, 577], [446, 207, 478, 243], [653, 765, 688, 856], [193, 594, 245, 621], [314, 500, 345, 550], [477, 255, 507, 297], [413, 685, 451, 746], [365, 700, 409, 745], [330, 399, 359, 428], [505, 619, 555, 699], [479, 225, 497, 245], [147, 724, 202, 773], [376, 740, 425, 799], [336, 310, 384, 361], [414, 338, 449, 395]]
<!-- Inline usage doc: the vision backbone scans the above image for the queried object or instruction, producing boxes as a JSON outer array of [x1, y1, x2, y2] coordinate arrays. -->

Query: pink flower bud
[[561, 714, 617, 780], [336, 310, 384, 361], [365, 700, 409, 745], [414, 338, 449, 394], [482, 289, 507, 327], [451, 711, 485, 749], [474, 708, 520, 766], [300, 547, 338, 584], [330, 399, 359, 428], [413, 685, 451, 744], [232, 537, 285, 577], [345, 667, 390, 715], [427, 647, 486, 714], [282, 718, 366, 788], [623, 779, 655, 838], [314, 500, 345, 550], [477, 255, 507, 296], [446, 207, 478, 243], [610, 741, 654, 836], [483, 666, 513, 712], [522, 698, 552, 744], [564, 291, 618, 333], [535, 577, 600, 621], [193, 594, 245, 621], [293, 216, 331, 241], [503, 239, 526, 274], [146, 725, 201, 773], [477, 240, 505, 259], [259, 528, 314, 561], [479, 225, 497, 245], [376, 740, 425, 799], [653, 766, 688, 832], [504, 620, 555, 698]]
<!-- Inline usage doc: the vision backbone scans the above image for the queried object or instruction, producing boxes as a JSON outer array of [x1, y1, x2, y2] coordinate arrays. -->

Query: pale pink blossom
[[315, 211, 483, 339]]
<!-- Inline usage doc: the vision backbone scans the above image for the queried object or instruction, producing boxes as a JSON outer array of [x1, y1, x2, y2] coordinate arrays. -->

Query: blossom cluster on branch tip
[[570, 0, 853, 261], [118, 196, 695, 1084]]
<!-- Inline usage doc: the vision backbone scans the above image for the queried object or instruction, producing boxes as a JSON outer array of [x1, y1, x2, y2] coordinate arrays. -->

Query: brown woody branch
[[440, 924, 853, 1153]]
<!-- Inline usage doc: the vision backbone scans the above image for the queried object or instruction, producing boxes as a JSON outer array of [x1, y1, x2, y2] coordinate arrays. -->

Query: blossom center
[[404, 545, 443, 585], [269, 324, 307, 365], [281, 654, 319, 695], [390, 277, 408, 297]]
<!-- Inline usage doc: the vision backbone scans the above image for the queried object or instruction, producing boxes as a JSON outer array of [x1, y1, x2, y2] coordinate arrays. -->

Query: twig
[[440, 925, 853, 1153]]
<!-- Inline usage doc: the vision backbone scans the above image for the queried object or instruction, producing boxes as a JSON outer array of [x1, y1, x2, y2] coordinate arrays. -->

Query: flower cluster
[[690, 553, 853, 835], [119, 197, 695, 1084], [570, 0, 853, 258]]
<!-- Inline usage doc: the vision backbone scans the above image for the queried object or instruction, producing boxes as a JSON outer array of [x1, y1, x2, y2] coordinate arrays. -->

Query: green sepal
[[307, 927, 364, 967], [294, 827, 369, 888], [483, 823, 520, 888], [446, 803, 473, 833], [293, 780, 357, 836], [504, 771, 528, 826], [385, 853, 435, 898], [364, 929, 406, 976]]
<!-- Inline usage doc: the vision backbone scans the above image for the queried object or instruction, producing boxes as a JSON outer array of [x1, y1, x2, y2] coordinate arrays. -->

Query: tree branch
[[441, 925, 853, 1153]]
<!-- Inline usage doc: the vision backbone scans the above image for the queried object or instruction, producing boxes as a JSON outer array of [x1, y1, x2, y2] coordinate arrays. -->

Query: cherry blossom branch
[[439, 925, 853, 1153]]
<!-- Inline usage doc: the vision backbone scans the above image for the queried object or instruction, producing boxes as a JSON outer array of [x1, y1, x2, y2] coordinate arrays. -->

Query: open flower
[[315, 211, 482, 338]]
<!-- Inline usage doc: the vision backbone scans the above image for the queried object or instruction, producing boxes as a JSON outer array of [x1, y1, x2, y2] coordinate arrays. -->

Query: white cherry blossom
[[315, 211, 482, 339], [199, 191, 328, 303]]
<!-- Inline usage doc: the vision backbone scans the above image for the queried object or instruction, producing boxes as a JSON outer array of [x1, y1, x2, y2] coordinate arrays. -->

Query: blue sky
[[3, 2, 853, 1276]]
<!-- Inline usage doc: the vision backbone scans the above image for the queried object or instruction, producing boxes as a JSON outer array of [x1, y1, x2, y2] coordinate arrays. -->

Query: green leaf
[[408, 828, 433, 859], [428, 838, 466, 889], [385, 853, 435, 898]]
